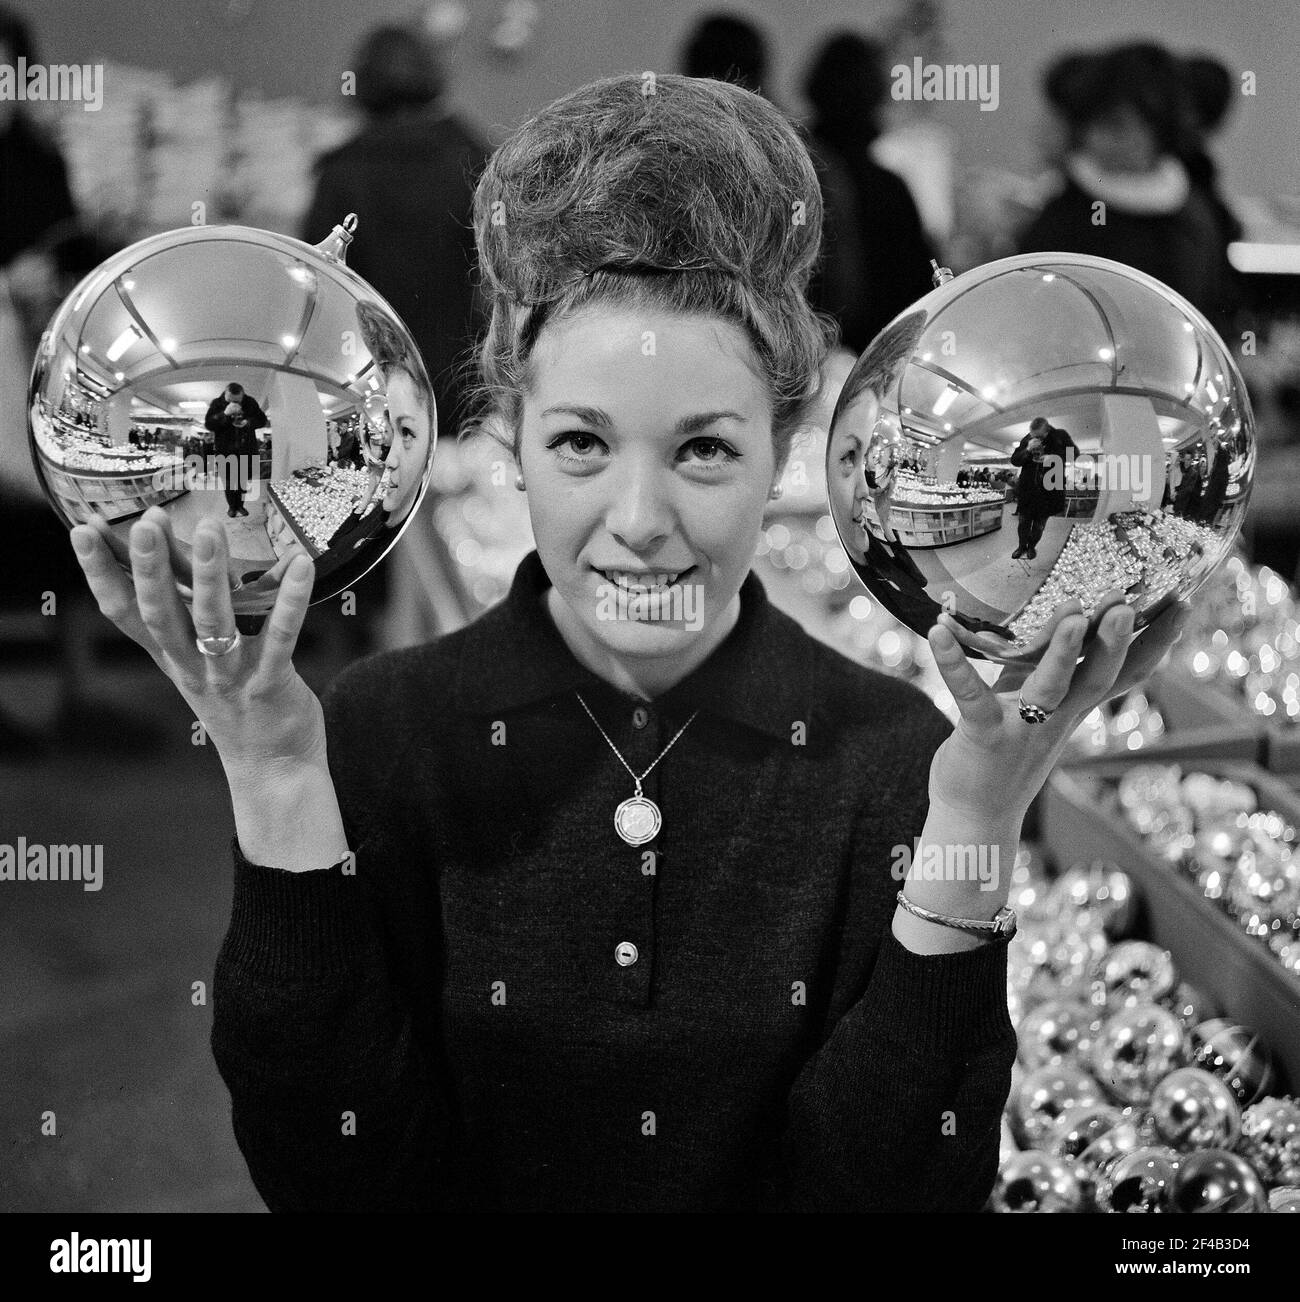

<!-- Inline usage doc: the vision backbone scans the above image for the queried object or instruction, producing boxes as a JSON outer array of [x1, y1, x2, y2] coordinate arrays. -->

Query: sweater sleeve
[[209, 662, 456, 1211], [771, 927, 1016, 1211], [767, 689, 1018, 1212]]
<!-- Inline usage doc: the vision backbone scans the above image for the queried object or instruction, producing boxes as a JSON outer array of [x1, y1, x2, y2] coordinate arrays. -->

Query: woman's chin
[[580, 613, 701, 658]]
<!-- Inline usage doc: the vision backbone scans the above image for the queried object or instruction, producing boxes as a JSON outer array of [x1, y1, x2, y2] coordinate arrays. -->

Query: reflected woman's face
[[828, 424, 870, 563], [379, 368, 432, 522]]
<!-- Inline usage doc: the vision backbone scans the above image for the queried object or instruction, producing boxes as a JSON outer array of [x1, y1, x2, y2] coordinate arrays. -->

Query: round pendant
[[614, 795, 661, 846]]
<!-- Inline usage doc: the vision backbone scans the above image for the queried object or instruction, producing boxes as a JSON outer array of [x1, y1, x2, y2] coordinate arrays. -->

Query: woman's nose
[[604, 461, 674, 549]]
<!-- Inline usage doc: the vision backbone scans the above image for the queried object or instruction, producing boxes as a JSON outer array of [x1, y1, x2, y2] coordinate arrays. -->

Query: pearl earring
[[515, 473, 526, 491], [769, 483, 783, 500]]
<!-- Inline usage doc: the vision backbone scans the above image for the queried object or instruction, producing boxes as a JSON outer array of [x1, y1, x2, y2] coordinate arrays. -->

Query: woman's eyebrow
[[539, 404, 748, 435]]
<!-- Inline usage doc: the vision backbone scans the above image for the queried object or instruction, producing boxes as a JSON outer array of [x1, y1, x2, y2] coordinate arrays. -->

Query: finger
[[128, 517, 198, 667], [930, 616, 1003, 731], [1059, 600, 1136, 712], [1019, 612, 1088, 714], [1013, 596, 1086, 659], [71, 525, 154, 650], [1100, 601, 1190, 704], [190, 519, 238, 640], [257, 554, 316, 675]]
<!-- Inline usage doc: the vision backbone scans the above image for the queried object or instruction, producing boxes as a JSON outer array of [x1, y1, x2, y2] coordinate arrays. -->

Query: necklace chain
[[574, 692, 699, 795]]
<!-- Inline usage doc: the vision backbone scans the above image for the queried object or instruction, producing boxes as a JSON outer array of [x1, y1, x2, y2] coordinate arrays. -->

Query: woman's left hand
[[925, 593, 1189, 825]]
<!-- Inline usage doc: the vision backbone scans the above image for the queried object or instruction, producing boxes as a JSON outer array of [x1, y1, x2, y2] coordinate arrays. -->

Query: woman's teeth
[[602, 570, 686, 591]]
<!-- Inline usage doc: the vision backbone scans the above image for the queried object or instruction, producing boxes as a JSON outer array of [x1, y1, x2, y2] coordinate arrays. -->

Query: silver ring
[[195, 630, 241, 658], [1017, 689, 1054, 724]]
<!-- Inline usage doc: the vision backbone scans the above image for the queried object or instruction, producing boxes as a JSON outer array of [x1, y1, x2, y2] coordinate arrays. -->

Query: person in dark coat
[[1197, 439, 1230, 526], [1172, 451, 1204, 519], [803, 32, 936, 355], [1010, 417, 1079, 559], [301, 24, 489, 441], [0, 6, 146, 755], [1018, 42, 1227, 326], [204, 383, 269, 516]]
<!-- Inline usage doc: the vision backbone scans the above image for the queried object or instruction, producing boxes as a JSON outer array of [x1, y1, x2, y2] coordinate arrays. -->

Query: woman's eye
[[681, 437, 739, 465], [548, 431, 605, 460]]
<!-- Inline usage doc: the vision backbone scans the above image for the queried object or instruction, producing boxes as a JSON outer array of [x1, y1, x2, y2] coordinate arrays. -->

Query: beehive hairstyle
[[356, 298, 431, 408], [464, 72, 837, 471]]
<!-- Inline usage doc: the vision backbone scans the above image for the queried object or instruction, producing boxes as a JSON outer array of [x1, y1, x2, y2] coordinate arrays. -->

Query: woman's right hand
[[71, 506, 327, 773]]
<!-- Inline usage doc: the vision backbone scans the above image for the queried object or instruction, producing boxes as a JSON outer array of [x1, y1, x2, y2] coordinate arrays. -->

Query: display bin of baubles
[[1154, 669, 1300, 777], [1060, 674, 1262, 769], [1148, 555, 1300, 774], [1041, 760, 1300, 1089]]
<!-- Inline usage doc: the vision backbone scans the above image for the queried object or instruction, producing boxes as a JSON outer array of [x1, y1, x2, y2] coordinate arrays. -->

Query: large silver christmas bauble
[[825, 254, 1253, 663], [27, 217, 436, 620]]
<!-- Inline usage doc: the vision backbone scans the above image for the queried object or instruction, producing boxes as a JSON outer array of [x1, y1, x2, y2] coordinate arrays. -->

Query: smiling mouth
[[595, 566, 696, 593]]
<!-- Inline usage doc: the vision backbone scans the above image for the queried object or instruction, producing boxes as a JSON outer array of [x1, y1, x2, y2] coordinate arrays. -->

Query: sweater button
[[615, 940, 639, 967], [631, 706, 649, 729]]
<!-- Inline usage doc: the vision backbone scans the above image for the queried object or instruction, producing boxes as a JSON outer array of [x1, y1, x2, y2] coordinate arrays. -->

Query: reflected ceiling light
[[932, 386, 958, 416], [161, 338, 177, 352], [1041, 273, 1055, 283], [1098, 347, 1113, 361], [106, 325, 141, 362], [1206, 381, 1220, 403], [281, 334, 298, 348]]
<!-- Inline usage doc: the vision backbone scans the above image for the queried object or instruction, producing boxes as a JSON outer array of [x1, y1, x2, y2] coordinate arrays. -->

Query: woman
[[1018, 42, 1225, 324], [315, 301, 435, 594], [70, 74, 1182, 1212]]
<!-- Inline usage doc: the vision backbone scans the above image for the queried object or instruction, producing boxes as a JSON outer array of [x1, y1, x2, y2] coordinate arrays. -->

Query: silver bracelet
[[895, 890, 1017, 942]]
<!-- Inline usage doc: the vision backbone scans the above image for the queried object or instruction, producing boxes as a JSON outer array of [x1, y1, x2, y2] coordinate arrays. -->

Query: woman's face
[[828, 423, 870, 563], [1081, 105, 1158, 173], [519, 307, 777, 662], [379, 367, 432, 521]]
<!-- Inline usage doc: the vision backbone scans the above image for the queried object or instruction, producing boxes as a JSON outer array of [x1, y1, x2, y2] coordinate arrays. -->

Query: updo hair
[[833, 309, 927, 416], [462, 72, 837, 471], [356, 299, 432, 406]]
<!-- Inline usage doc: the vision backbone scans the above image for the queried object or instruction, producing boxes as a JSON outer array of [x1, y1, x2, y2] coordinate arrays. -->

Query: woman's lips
[[592, 565, 697, 591]]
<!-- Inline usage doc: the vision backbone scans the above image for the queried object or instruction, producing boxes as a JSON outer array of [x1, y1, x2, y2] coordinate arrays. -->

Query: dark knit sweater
[[211, 549, 1017, 1212]]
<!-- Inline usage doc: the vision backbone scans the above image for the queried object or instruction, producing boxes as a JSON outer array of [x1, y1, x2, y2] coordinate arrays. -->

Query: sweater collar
[[1064, 153, 1190, 215], [451, 549, 813, 739]]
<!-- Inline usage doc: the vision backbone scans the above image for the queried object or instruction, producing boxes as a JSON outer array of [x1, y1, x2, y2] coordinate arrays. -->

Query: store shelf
[[38, 460, 187, 526], [1042, 759, 1300, 1089], [1153, 666, 1300, 773], [865, 498, 1004, 549], [1066, 669, 1263, 768]]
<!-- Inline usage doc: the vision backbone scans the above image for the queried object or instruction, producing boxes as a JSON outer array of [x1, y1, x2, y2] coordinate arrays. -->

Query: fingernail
[[133, 529, 156, 554], [71, 530, 93, 558], [196, 532, 215, 561]]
